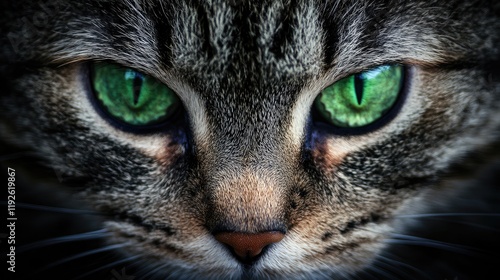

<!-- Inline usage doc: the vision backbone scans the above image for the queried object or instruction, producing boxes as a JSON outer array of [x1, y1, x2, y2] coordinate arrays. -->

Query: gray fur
[[1, 0, 499, 279]]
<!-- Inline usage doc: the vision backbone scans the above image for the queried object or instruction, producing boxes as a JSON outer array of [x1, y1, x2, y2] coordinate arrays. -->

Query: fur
[[1, 0, 499, 279]]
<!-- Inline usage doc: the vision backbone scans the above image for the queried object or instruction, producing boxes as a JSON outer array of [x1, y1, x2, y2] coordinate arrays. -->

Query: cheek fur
[[153, 140, 186, 168], [311, 136, 348, 171]]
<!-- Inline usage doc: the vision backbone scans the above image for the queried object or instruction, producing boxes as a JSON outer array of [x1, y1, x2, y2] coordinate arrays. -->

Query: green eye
[[91, 63, 180, 126], [314, 65, 403, 128]]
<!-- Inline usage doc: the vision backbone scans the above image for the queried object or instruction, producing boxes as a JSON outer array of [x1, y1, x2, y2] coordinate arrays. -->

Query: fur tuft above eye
[[90, 62, 181, 128]]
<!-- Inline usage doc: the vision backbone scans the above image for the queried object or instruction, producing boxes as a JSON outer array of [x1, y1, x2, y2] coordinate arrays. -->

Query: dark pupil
[[132, 74, 144, 106], [354, 74, 364, 105]]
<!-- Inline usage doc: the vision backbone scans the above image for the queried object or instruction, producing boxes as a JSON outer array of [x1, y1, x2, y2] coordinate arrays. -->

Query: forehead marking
[[170, 0, 323, 80]]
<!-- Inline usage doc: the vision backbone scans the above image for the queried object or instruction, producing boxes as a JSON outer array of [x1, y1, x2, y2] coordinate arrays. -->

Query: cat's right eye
[[90, 62, 181, 128]]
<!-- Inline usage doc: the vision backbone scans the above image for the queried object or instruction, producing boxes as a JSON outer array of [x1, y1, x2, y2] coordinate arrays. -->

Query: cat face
[[1, 0, 499, 279]]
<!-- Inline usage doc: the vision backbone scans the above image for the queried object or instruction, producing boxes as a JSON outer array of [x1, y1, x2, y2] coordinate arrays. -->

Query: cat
[[1, 0, 500, 279]]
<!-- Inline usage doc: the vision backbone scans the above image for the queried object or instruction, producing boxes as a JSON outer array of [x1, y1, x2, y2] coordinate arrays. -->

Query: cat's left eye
[[90, 62, 181, 127], [314, 65, 404, 131]]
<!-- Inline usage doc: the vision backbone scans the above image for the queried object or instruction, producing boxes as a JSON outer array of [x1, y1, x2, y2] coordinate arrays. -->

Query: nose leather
[[214, 231, 285, 260]]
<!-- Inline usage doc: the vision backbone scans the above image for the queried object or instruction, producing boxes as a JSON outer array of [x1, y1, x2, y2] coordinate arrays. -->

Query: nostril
[[214, 231, 285, 261]]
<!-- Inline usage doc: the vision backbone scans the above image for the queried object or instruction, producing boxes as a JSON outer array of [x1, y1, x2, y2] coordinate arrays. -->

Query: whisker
[[391, 233, 470, 245], [365, 263, 400, 280], [140, 262, 170, 279], [37, 243, 128, 273], [357, 224, 482, 256], [19, 229, 110, 252], [395, 212, 500, 233], [417, 217, 500, 233], [450, 220, 500, 232], [0, 201, 99, 215], [385, 239, 473, 256], [397, 213, 500, 218], [373, 256, 421, 280], [72, 254, 142, 280], [387, 234, 486, 258], [349, 273, 365, 280], [356, 270, 379, 280], [379, 252, 431, 280]]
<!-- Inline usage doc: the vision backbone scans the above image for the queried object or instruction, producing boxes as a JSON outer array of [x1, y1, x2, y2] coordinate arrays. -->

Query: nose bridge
[[196, 84, 299, 233], [197, 74, 299, 158], [207, 168, 288, 233], [211, 101, 288, 159], [200, 108, 294, 233]]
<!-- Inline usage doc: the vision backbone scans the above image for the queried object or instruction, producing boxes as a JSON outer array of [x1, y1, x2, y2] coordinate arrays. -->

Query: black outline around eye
[[312, 65, 410, 136], [83, 62, 186, 135]]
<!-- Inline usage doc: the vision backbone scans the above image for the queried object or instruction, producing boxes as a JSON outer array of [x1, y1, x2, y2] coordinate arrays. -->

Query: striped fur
[[1, 0, 499, 279]]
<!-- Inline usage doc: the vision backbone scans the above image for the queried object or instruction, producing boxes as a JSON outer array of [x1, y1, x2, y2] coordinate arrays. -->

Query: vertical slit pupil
[[132, 75, 143, 106], [354, 74, 364, 105]]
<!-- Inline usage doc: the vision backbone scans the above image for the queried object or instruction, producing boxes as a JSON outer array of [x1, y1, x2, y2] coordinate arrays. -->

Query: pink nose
[[214, 231, 285, 260]]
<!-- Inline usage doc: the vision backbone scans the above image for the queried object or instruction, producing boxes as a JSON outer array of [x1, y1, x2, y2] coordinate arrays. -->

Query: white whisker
[[374, 256, 421, 280], [72, 255, 142, 280], [19, 229, 110, 252], [37, 243, 128, 273], [366, 263, 400, 280], [7, 202, 99, 215], [140, 262, 170, 279], [387, 234, 486, 258], [397, 213, 500, 218], [378, 252, 431, 280]]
